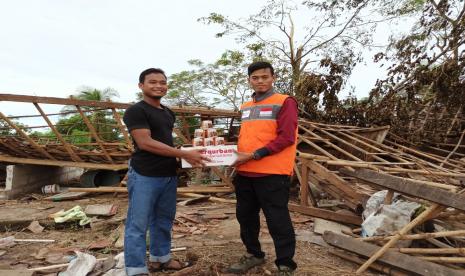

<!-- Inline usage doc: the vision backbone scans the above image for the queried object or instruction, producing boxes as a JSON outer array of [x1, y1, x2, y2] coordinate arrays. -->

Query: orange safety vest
[[237, 93, 297, 175]]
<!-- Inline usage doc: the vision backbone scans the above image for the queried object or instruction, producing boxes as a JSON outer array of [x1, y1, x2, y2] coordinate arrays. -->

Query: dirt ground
[[0, 193, 376, 275]]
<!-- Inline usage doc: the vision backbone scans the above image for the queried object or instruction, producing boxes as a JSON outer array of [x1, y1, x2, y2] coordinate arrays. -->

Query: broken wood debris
[[291, 120, 465, 274], [2, 94, 465, 274]]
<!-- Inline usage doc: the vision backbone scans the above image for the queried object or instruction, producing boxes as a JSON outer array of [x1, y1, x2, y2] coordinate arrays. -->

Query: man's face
[[248, 68, 275, 94], [138, 73, 168, 99]]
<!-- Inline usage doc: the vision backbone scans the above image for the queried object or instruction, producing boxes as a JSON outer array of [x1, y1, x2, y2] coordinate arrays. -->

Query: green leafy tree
[[199, 0, 387, 116], [367, 0, 465, 142], [61, 86, 121, 142], [167, 50, 254, 111]]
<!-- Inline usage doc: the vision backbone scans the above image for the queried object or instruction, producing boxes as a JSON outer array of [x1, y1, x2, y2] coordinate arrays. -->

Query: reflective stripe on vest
[[237, 93, 297, 175]]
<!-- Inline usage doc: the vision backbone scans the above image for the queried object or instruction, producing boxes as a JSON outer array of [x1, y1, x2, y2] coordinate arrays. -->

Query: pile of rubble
[[1, 94, 465, 275], [293, 120, 465, 275]]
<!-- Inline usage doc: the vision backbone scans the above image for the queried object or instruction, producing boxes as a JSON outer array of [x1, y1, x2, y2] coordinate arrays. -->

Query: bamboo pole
[[325, 160, 415, 166], [299, 136, 338, 160], [28, 258, 108, 271], [417, 257, 465, 263], [356, 203, 440, 274], [382, 167, 465, 178], [440, 129, 465, 167], [14, 238, 55, 243], [296, 152, 330, 160], [301, 125, 362, 161], [75, 105, 114, 163], [359, 229, 465, 242], [0, 111, 56, 160], [392, 248, 465, 255]]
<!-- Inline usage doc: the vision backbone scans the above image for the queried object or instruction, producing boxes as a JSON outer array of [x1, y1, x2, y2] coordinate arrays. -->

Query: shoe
[[227, 253, 265, 274], [277, 265, 294, 276]]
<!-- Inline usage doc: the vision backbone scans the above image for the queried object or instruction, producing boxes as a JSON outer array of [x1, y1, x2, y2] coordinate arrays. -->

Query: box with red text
[[181, 145, 237, 168]]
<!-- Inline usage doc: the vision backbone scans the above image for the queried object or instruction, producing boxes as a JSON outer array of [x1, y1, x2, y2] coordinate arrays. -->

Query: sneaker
[[277, 265, 294, 276], [227, 253, 265, 274]]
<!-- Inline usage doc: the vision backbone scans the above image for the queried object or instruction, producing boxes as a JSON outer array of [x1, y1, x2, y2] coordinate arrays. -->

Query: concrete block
[[0, 165, 84, 199]]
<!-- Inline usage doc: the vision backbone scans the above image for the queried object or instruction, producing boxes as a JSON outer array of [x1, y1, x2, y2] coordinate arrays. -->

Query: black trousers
[[233, 174, 297, 270]]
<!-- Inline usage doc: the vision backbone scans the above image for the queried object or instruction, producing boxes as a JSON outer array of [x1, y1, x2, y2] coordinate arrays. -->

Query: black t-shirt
[[123, 101, 178, 177]]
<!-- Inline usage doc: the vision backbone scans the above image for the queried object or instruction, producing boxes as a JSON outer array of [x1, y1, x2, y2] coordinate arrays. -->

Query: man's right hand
[[182, 148, 211, 167]]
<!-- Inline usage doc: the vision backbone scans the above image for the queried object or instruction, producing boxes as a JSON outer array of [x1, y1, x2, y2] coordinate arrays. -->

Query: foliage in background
[[57, 86, 121, 143], [366, 0, 465, 143], [166, 50, 254, 110], [199, 0, 387, 117]]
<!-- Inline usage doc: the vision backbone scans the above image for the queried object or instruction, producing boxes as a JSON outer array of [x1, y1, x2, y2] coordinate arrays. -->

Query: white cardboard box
[[181, 145, 237, 168]]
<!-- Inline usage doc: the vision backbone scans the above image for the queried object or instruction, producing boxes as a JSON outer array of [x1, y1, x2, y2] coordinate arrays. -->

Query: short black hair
[[139, 68, 167, 83], [247, 61, 274, 76]]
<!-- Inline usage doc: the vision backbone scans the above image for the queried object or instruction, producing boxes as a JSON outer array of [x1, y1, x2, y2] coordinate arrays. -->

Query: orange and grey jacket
[[237, 92, 297, 175]]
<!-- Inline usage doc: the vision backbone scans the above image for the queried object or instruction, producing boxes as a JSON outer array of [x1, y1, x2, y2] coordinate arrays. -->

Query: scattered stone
[[26, 221, 44, 234]]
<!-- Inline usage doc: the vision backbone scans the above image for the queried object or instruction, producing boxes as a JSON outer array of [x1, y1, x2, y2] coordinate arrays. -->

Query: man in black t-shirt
[[123, 68, 209, 276]]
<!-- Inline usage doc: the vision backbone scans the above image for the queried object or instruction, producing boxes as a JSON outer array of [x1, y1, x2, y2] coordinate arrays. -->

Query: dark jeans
[[233, 174, 297, 270]]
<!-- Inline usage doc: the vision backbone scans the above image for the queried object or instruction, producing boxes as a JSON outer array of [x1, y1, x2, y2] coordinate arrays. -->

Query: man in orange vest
[[228, 61, 298, 275]]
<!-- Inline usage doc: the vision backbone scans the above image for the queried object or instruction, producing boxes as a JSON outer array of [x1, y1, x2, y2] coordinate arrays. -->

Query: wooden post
[[33, 103, 83, 162], [384, 190, 394, 204], [180, 114, 191, 140], [301, 161, 309, 206]]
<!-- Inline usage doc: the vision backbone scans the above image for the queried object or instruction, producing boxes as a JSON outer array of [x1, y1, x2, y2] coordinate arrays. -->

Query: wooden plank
[[75, 105, 114, 163], [323, 231, 463, 276], [210, 167, 234, 189], [0, 111, 56, 160], [329, 250, 409, 276], [0, 155, 127, 170], [341, 168, 465, 211], [301, 161, 309, 206], [0, 94, 240, 117], [33, 103, 83, 162], [307, 160, 362, 203], [288, 204, 362, 225]]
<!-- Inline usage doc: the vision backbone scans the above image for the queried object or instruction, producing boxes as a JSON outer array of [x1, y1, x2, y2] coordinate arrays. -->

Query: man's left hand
[[231, 151, 254, 167]]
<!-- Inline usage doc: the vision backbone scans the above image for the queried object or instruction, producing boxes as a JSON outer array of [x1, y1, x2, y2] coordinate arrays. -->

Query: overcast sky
[[0, 0, 396, 120]]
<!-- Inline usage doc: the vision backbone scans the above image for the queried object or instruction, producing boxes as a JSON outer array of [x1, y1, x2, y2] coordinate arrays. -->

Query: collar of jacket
[[252, 87, 275, 103]]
